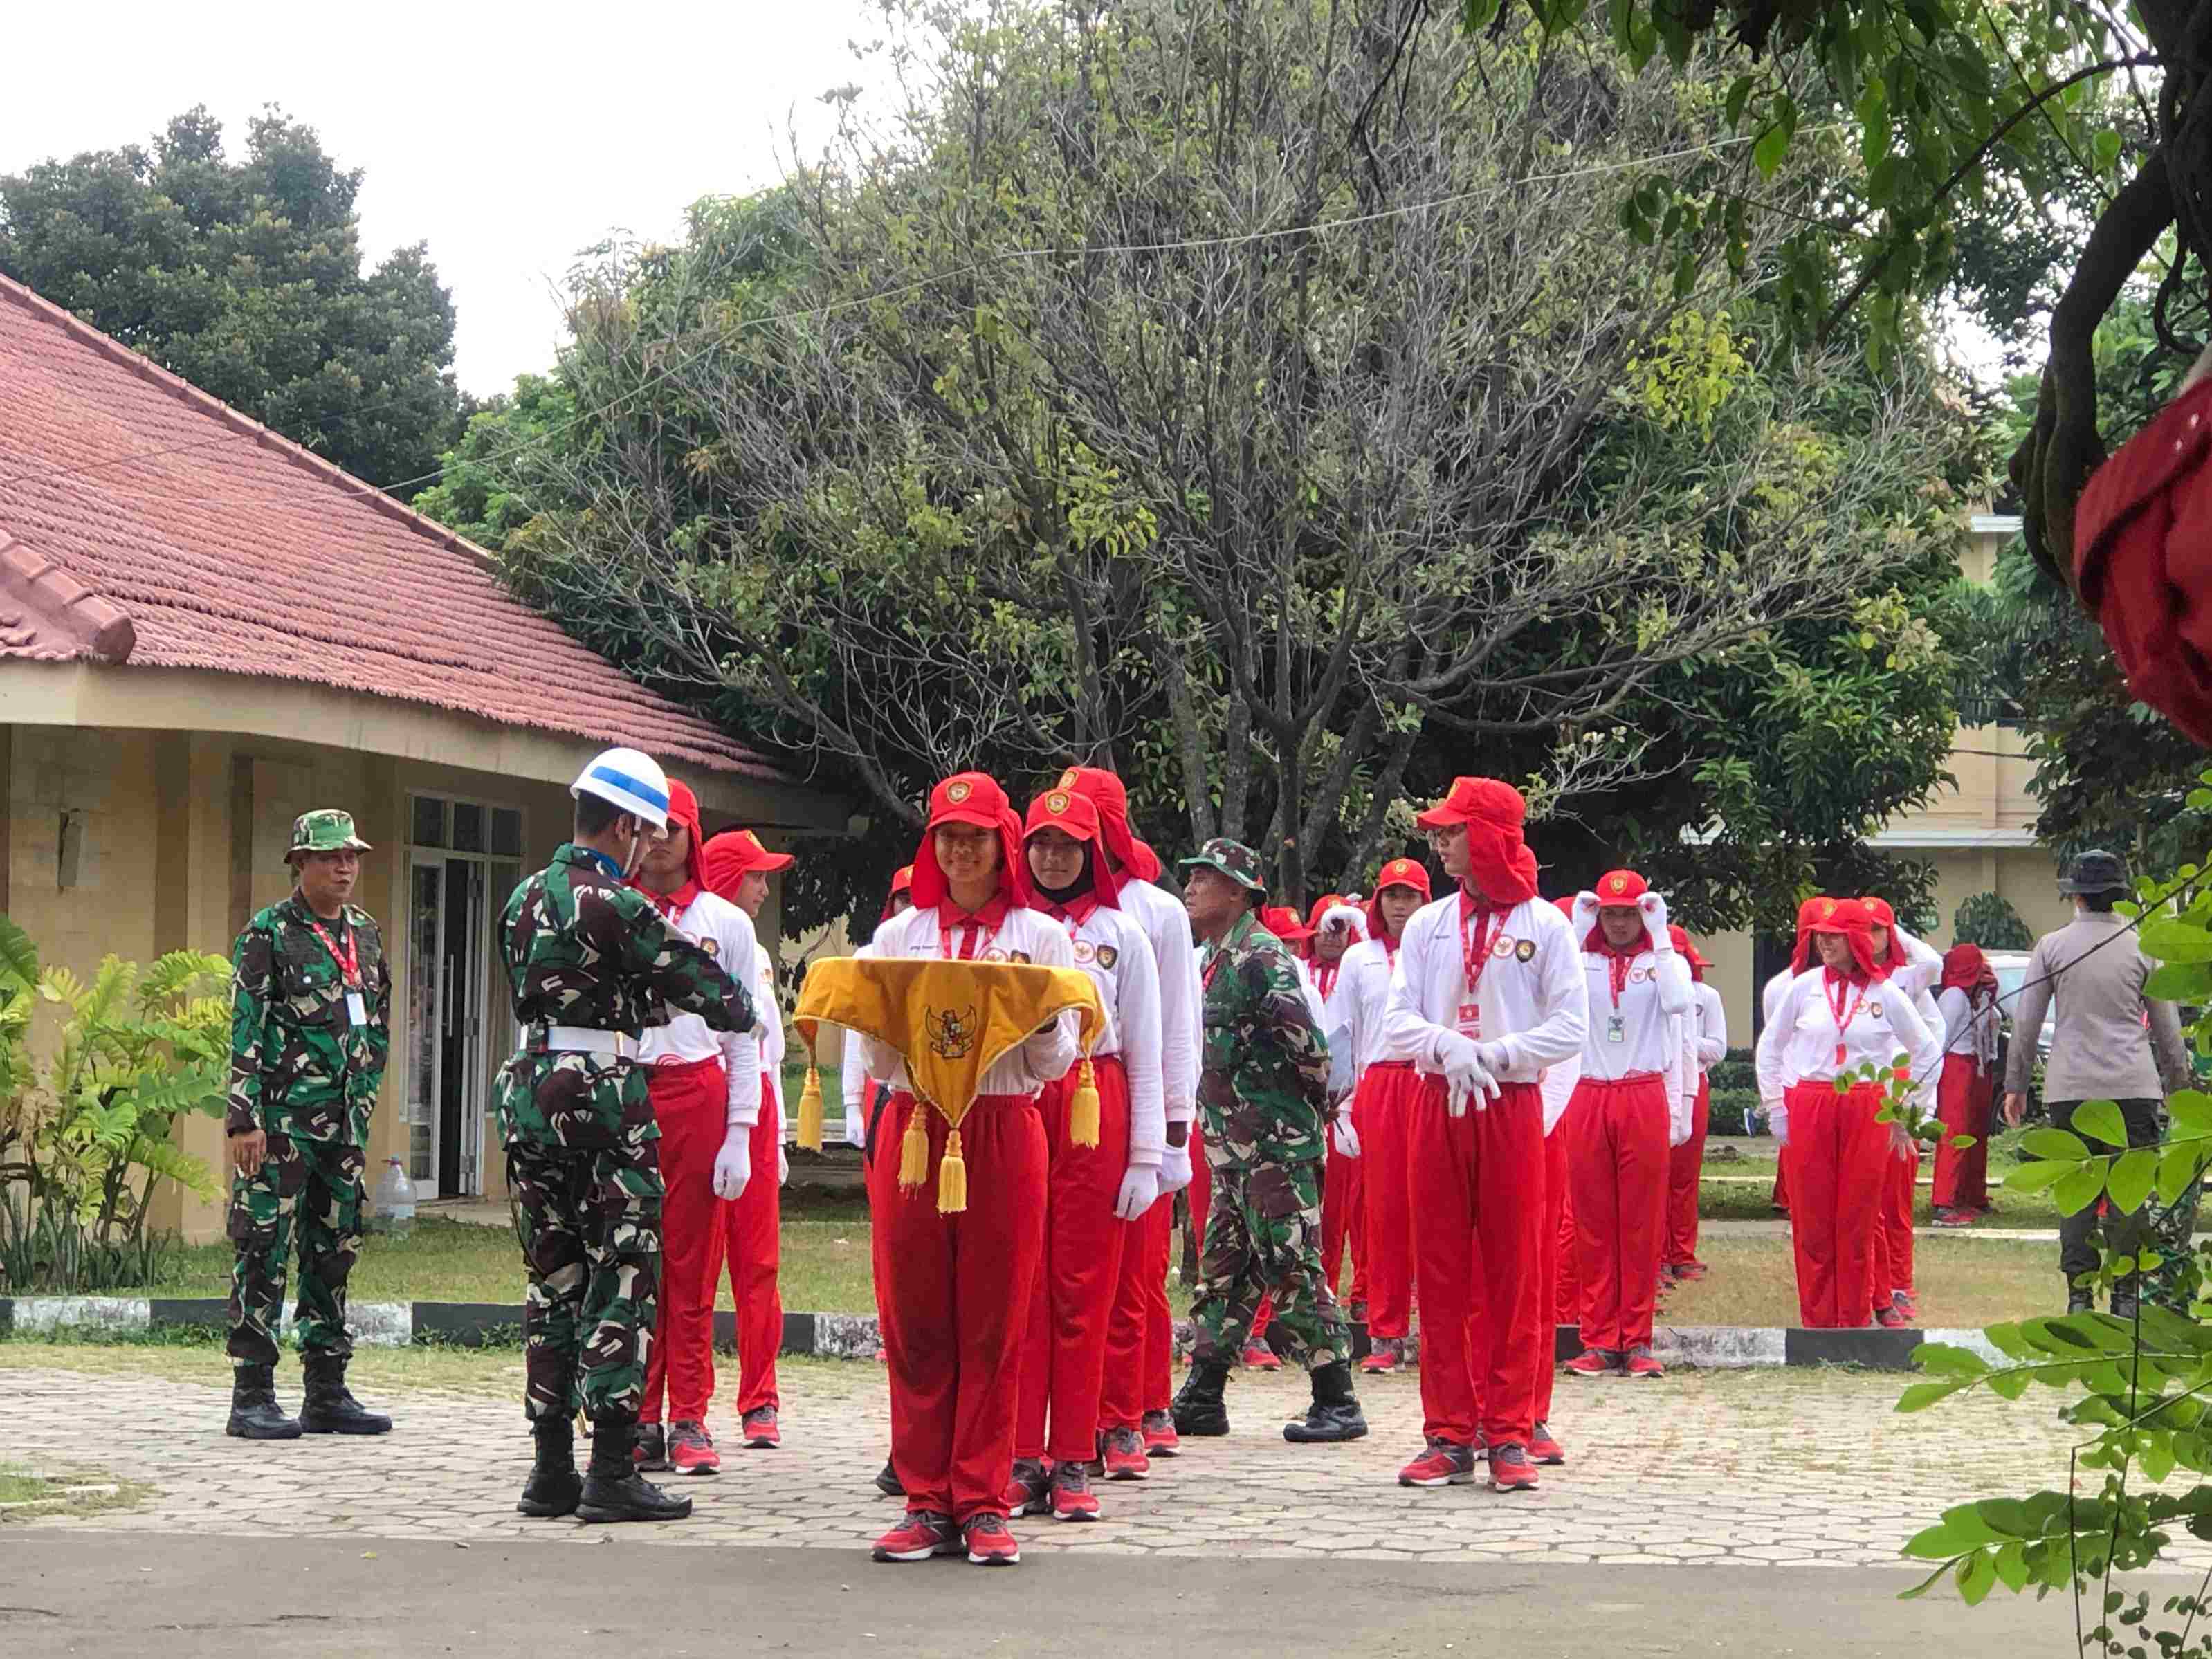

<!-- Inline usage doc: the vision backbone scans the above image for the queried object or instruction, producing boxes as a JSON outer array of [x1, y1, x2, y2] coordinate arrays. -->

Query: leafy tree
[[1464, 0, 2209, 602], [444, 0, 1977, 935], [1953, 890, 2033, 951], [0, 105, 466, 494]]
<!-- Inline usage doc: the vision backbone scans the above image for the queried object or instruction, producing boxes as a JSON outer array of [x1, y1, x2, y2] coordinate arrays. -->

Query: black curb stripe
[[149, 1299, 229, 1327], [0, 1298, 12, 1337], [1784, 1326, 1926, 1371]]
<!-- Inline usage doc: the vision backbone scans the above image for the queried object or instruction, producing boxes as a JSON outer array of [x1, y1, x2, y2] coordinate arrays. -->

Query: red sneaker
[[872, 1510, 960, 1562], [1893, 1291, 1919, 1319], [1625, 1346, 1665, 1378], [1359, 1339, 1400, 1375], [633, 1420, 670, 1472], [1672, 1261, 1709, 1281], [1488, 1442, 1539, 1492], [1050, 1460, 1100, 1521], [1528, 1421, 1566, 1465], [1003, 1458, 1051, 1517], [1243, 1341, 1283, 1372], [1100, 1427, 1150, 1481], [1140, 1410, 1181, 1458], [741, 1406, 780, 1448], [666, 1420, 720, 1474], [1875, 1305, 1909, 1328], [963, 1512, 1022, 1565], [1564, 1348, 1618, 1378], [1397, 1439, 1478, 1487]]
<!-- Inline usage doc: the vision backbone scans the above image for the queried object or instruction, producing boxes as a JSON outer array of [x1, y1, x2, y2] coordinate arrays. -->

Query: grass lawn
[[0, 1459, 152, 1522], [1659, 1236, 2061, 1327]]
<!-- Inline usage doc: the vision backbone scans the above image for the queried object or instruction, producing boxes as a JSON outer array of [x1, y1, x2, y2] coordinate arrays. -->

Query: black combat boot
[[576, 1415, 694, 1523], [2067, 1285, 2096, 1315], [1283, 1361, 1368, 1444], [2110, 1284, 2142, 1321], [226, 1362, 302, 1440], [517, 1415, 583, 1519], [298, 1355, 393, 1435], [1171, 1357, 1232, 1438]]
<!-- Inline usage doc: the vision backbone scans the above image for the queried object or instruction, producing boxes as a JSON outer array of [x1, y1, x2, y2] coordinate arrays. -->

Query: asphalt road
[[1, 1532, 2119, 1658]]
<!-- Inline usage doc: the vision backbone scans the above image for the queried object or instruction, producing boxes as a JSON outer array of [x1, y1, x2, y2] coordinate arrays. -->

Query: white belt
[[540, 1025, 627, 1056]]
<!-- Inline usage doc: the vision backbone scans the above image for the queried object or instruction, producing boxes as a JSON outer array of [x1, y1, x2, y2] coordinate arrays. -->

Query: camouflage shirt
[[1196, 910, 1332, 1171], [227, 897, 392, 1144], [495, 843, 756, 1149]]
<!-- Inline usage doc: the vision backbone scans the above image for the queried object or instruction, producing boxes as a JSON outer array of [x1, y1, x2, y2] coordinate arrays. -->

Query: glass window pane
[[408, 863, 442, 1184], [412, 796, 446, 847], [453, 802, 486, 853], [491, 807, 522, 858]]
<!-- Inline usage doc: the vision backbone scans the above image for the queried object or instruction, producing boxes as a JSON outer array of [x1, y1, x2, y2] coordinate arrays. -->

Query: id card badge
[[1456, 1000, 1482, 1039], [345, 992, 368, 1028], [1607, 1014, 1626, 1044]]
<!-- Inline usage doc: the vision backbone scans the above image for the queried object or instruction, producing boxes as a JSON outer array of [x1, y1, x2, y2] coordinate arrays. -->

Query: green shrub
[[1708, 1049, 1759, 1094], [1706, 1086, 1762, 1136], [1953, 890, 2032, 951]]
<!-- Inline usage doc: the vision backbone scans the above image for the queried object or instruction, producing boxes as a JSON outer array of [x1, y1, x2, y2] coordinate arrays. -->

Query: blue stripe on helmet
[[587, 764, 669, 813]]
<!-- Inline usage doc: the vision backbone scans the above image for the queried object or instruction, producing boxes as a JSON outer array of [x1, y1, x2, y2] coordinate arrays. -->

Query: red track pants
[[1773, 1163, 1790, 1213], [1354, 1063, 1420, 1340], [717, 1083, 783, 1414], [1016, 1058, 1131, 1465], [1100, 1175, 1175, 1430], [640, 1056, 728, 1425], [1874, 1137, 1918, 1308], [1321, 1133, 1366, 1307], [1554, 1160, 1580, 1324], [1780, 1079, 1890, 1328], [1932, 1053, 1993, 1211], [1663, 1077, 1711, 1270], [1569, 1074, 1671, 1355], [1534, 1126, 1567, 1427], [872, 1091, 1046, 1523], [1409, 1077, 1544, 1449]]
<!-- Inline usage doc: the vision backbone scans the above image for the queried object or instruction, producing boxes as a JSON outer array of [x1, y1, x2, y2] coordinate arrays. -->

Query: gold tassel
[[936, 1128, 969, 1213], [1070, 1057, 1102, 1148], [796, 1065, 825, 1152], [898, 1108, 931, 1191]]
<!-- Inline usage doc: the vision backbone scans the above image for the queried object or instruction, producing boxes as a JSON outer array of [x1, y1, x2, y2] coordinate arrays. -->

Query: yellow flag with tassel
[[796, 957, 1104, 1213]]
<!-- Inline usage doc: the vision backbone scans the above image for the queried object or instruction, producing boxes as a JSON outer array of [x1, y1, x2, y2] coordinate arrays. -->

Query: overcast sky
[[0, 1, 899, 396]]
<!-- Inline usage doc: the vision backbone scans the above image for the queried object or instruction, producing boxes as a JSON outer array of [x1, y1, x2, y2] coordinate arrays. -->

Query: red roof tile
[[0, 273, 778, 780]]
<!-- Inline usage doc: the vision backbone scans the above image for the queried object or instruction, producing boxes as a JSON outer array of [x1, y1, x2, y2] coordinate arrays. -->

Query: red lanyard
[[304, 915, 360, 989], [1461, 906, 1504, 1000], [1824, 973, 1866, 1067], [1315, 961, 1340, 1001], [939, 914, 1005, 962]]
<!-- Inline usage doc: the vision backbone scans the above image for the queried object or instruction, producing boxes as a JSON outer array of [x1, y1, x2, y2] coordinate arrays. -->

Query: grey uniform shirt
[[2004, 911, 2191, 1102]]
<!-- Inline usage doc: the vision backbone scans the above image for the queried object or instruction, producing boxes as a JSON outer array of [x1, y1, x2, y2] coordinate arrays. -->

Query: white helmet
[[570, 746, 671, 830]]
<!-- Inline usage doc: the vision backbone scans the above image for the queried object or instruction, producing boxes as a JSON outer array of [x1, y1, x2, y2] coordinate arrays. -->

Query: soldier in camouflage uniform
[[500, 747, 757, 1525], [225, 809, 394, 1441], [1171, 838, 1366, 1445]]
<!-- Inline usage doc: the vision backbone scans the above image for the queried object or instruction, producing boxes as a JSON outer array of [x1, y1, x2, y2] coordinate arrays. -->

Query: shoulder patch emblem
[[1096, 944, 1118, 970], [1515, 937, 1537, 962], [1073, 940, 1096, 963], [1007, 950, 1032, 965], [700, 937, 719, 957]]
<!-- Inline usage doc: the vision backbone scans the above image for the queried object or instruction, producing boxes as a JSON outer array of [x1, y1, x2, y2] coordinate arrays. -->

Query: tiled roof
[[0, 273, 778, 780]]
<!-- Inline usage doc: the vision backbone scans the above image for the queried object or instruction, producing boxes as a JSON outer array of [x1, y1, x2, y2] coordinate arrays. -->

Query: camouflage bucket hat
[[1178, 836, 1268, 893], [288, 809, 371, 863]]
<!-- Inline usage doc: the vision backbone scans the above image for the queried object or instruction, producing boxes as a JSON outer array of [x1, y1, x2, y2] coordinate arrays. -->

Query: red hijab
[[1941, 942, 1997, 1005], [1787, 895, 1829, 975], [908, 772, 1032, 913], [1023, 786, 1122, 915], [881, 863, 915, 924], [1807, 897, 1885, 985], [1670, 924, 1710, 983], [1364, 858, 1433, 944], [1414, 777, 1540, 906], [1057, 766, 1162, 883]]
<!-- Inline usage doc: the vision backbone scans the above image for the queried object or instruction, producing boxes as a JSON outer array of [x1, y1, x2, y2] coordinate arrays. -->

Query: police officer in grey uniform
[[2004, 850, 2193, 1314]]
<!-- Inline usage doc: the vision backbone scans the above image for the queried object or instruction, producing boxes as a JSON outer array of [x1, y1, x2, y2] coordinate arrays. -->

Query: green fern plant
[[0, 913, 230, 1289]]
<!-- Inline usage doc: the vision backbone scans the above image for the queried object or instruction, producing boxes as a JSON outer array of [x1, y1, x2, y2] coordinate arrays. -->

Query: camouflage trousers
[[506, 1139, 663, 1425], [226, 1133, 365, 1368], [1190, 1153, 1349, 1371]]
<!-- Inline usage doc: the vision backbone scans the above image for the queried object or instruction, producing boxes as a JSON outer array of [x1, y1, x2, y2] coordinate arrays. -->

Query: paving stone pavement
[[10, 1357, 2194, 1571]]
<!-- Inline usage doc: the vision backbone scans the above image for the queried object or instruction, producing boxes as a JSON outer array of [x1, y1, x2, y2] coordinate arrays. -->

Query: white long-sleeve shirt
[[863, 902, 1082, 1097], [634, 888, 764, 1128], [1756, 966, 1942, 1124], [1045, 903, 1167, 1163], [1118, 878, 1200, 1127], [1690, 983, 1728, 1072], [1939, 985, 2002, 1068], [1762, 966, 1795, 1029], [1577, 922, 1692, 1142], [1381, 894, 1588, 1082], [1540, 1054, 1582, 1136], [1336, 935, 1400, 1072]]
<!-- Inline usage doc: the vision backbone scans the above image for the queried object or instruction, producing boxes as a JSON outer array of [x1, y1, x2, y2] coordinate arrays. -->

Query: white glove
[[1639, 890, 1671, 941], [1333, 1113, 1362, 1159], [1767, 1102, 1789, 1149], [1670, 1099, 1694, 1148], [712, 1127, 753, 1200], [1115, 1162, 1163, 1221], [1474, 1039, 1513, 1076], [1435, 1031, 1499, 1118], [1158, 1139, 1194, 1195], [778, 1145, 791, 1186]]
